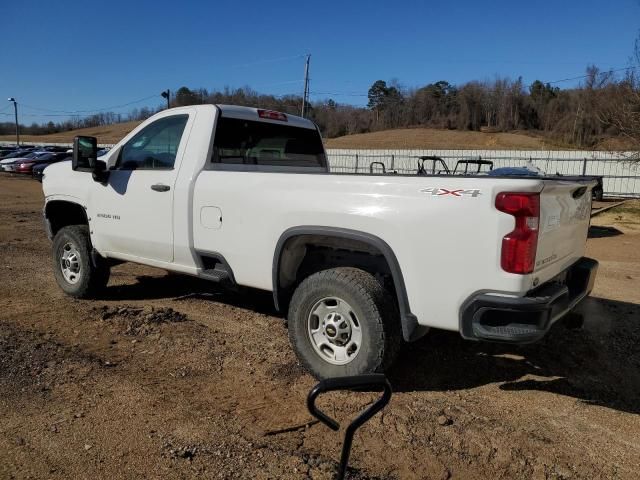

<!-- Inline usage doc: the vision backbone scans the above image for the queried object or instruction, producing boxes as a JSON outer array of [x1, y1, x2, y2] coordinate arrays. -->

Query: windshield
[[212, 117, 326, 168]]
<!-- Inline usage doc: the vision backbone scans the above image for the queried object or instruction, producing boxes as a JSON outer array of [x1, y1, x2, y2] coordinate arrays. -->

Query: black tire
[[592, 188, 604, 202], [287, 267, 401, 379], [52, 225, 110, 298]]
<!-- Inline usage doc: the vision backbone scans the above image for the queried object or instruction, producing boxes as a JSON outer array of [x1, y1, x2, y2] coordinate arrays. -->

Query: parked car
[[32, 156, 72, 181], [0, 146, 18, 156], [14, 152, 71, 174], [0, 148, 36, 162], [40, 145, 72, 153], [3, 151, 63, 172], [42, 105, 598, 379], [32, 161, 50, 182], [1, 151, 43, 171]]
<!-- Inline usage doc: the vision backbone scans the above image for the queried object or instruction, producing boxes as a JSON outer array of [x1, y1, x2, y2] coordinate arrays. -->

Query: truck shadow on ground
[[388, 296, 640, 415], [102, 272, 278, 315], [101, 272, 640, 415], [588, 225, 623, 238]]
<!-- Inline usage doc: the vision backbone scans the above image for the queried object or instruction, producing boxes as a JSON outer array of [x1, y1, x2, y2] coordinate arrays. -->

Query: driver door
[[89, 114, 190, 263]]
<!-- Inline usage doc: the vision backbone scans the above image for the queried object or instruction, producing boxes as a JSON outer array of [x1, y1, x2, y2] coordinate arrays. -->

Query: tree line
[[2, 62, 639, 151], [354, 67, 639, 149], [0, 107, 159, 137]]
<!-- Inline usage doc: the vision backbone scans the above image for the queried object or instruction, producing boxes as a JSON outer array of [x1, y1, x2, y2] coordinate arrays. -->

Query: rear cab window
[[211, 113, 326, 171]]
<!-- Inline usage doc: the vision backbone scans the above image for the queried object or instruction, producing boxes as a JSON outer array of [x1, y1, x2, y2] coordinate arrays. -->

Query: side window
[[118, 115, 189, 170]]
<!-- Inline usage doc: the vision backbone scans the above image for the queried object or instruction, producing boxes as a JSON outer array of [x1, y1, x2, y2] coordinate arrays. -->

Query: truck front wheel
[[52, 225, 110, 298], [287, 267, 400, 379]]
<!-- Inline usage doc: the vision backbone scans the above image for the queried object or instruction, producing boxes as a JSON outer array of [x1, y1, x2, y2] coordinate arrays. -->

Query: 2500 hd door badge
[[97, 213, 121, 220], [420, 187, 482, 197]]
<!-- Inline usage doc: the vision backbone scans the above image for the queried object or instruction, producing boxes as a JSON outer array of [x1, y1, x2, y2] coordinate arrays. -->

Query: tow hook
[[307, 374, 392, 480]]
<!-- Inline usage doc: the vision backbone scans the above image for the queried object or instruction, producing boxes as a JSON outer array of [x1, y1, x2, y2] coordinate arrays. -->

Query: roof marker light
[[257, 109, 288, 122]]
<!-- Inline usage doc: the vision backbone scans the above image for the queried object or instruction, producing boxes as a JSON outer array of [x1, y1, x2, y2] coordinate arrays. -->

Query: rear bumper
[[460, 257, 598, 343]]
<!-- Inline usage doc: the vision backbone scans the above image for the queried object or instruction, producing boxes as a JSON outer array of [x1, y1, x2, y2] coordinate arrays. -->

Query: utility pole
[[7, 97, 19, 146], [161, 89, 171, 109], [301, 54, 310, 118]]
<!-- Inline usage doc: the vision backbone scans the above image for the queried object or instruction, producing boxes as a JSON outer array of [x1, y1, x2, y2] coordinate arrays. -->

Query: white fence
[[326, 149, 640, 198], [3, 141, 639, 197]]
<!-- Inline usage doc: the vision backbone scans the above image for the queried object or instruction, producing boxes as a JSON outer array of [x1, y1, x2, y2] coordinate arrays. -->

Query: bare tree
[[598, 32, 640, 159]]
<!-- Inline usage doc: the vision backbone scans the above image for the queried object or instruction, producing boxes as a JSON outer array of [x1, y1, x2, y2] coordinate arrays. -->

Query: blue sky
[[1, 0, 639, 122]]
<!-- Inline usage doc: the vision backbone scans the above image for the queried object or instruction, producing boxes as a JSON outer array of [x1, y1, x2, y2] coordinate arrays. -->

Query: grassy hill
[[323, 127, 561, 150], [0, 121, 142, 145]]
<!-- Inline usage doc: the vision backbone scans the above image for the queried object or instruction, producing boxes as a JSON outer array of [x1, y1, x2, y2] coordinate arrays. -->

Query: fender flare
[[272, 226, 422, 341], [43, 198, 88, 240]]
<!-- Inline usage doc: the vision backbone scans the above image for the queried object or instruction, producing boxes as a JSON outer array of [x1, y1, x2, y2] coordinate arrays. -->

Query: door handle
[[151, 184, 170, 192]]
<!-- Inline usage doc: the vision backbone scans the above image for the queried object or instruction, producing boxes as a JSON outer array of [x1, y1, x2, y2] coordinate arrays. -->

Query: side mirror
[[72, 136, 97, 172]]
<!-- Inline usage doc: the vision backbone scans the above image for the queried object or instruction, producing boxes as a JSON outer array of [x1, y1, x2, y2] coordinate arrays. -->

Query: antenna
[[301, 54, 311, 117]]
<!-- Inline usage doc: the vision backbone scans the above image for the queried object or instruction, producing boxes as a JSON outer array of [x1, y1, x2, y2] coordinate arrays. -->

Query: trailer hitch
[[306, 374, 392, 480]]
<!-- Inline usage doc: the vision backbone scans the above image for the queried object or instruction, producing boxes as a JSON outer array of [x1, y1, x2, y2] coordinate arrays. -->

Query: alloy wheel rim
[[307, 296, 362, 365], [60, 242, 81, 284]]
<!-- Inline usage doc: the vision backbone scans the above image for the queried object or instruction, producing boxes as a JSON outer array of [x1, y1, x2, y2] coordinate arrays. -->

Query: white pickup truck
[[42, 105, 598, 378]]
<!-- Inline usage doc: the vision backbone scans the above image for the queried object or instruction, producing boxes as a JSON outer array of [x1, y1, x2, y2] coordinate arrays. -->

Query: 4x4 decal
[[420, 187, 482, 197]]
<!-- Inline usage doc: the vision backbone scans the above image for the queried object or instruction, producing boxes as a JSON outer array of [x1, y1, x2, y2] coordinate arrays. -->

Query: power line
[[229, 54, 307, 69], [309, 65, 640, 99], [0, 112, 105, 118], [310, 91, 368, 97], [20, 94, 161, 115], [253, 79, 304, 88], [11, 52, 308, 116], [544, 65, 639, 85]]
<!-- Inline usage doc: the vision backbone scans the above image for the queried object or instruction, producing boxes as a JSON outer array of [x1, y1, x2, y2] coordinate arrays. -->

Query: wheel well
[[279, 234, 394, 293], [275, 230, 403, 309], [273, 227, 423, 342], [45, 200, 88, 237]]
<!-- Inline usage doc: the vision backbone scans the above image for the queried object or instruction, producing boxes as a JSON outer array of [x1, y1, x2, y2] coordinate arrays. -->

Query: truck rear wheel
[[52, 225, 110, 298], [287, 267, 400, 379]]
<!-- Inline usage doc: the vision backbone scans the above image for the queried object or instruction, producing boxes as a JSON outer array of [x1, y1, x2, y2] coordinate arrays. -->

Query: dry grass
[[324, 127, 563, 150], [0, 121, 142, 145]]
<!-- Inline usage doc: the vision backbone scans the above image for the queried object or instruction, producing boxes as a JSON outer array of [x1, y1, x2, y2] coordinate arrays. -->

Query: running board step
[[201, 266, 230, 283]]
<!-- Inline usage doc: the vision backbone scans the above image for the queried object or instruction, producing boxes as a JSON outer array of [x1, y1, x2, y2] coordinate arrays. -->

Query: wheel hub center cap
[[322, 312, 351, 346]]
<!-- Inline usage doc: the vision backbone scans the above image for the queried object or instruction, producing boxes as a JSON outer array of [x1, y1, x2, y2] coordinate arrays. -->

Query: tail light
[[495, 192, 540, 274]]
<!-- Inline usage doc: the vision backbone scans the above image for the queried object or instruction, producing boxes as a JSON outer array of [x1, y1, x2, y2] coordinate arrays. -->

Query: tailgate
[[535, 180, 594, 283]]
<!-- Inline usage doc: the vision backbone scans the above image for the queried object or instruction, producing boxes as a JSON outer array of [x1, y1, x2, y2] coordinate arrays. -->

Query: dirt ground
[[1, 175, 640, 480]]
